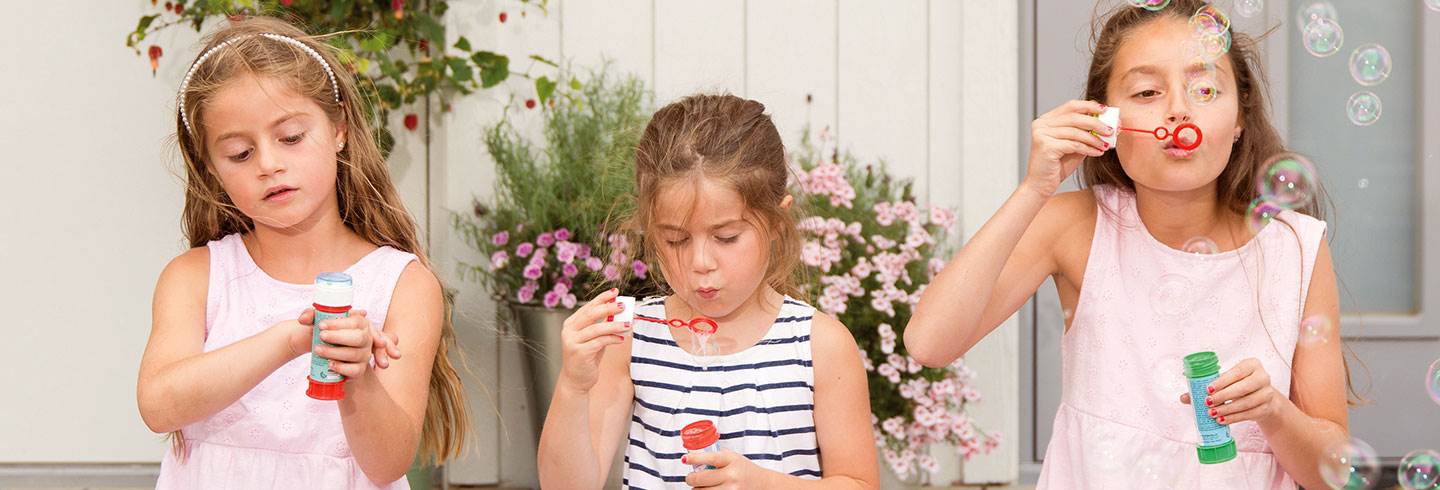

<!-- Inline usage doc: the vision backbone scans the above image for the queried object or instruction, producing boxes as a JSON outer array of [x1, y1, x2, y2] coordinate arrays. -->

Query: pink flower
[[578, 245, 592, 259], [515, 242, 534, 257], [492, 231, 509, 246], [536, 232, 555, 248], [585, 257, 604, 272], [553, 282, 570, 296], [554, 228, 571, 241], [632, 260, 648, 279], [489, 250, 508, 270], [603, 264, 621, 282], [562, 263, 579, 278], [543, 291, 561, 309], [556, 242, 577, 263], [881, 337, 895, 354], [562, 294, 577, 309], [522, 264, 543, 280], [517, 282, 538, 303], [608, 233, 628, 250], [929, 205, 956, 230]]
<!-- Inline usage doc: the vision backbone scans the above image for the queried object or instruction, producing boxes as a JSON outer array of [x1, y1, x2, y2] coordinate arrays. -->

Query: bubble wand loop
[[1117, 123, 1204, 151]]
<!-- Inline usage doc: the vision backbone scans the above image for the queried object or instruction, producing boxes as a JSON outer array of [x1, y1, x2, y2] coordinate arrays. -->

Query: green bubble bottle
[[1184, 351, 1236, 464]]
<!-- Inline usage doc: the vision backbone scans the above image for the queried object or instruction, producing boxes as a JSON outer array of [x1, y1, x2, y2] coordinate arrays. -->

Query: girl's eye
[[666, 237, 690, 247], [716, 234, 740, 244], [1134, 89, 1162, 98], [281, 132, 306, 144], [227, 149, 252, 162]]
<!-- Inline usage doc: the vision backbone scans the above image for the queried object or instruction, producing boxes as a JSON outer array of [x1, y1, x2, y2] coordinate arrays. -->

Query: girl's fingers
[[1211, 362, 1267, 404], [319, 328, 371, 349], [298, 308, 315, 326], [566, 289, 623, 332], [318, 312, 370, 331], [1212, 389, 1267, 419], [1208, 358, 1257, 394], [316, 345, 369, 363], [1042, 100, 1106, 120], [575, 321, 631, 345], [379, 332, 402, 359], [1043, 126, 1109, 151], [575, 332, 627, 352], [1051, 112, 1116, 136], [328, 360, 369, 378]]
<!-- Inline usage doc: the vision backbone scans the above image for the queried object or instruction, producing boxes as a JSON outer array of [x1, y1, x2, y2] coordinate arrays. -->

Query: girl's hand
[[1024, 100, 1112, 198], [683, 450, 773, 489], [557, 288, 631, 395], [1178, 357, 1285, 426], [305, 309, 404, 378]]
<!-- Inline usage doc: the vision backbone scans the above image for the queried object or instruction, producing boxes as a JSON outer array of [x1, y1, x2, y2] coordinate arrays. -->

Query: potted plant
[[791, 127, 1000, 484], [454, 68, 660, 429]]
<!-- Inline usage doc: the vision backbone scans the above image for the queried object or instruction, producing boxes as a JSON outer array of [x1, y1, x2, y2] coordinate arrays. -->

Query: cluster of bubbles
[[1320, 438, 1381, 489], [1246, 153, 1317, 232], [1296, 2, 1397, 126], [1400, 448, 1440, 490], [1185, 6, 1230, 105]]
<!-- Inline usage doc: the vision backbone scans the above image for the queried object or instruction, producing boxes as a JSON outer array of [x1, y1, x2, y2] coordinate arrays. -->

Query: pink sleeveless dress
[[156, 233, 416, 489], [1036, 185, 1326, 489]]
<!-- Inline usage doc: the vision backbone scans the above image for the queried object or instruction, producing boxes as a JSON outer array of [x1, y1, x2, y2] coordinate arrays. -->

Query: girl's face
[[203, 74, 346, 230], [652, 177, 776, 320], [1106, 17, 1242, 193]]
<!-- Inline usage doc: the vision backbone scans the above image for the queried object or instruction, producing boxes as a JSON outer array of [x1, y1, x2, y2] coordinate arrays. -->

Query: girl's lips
[[265, 188, 297, 202], [1164, 148, 1196, 159], [696, 288, 719, 300]]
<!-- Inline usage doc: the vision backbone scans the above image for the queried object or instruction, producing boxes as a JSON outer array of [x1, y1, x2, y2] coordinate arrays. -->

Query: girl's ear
[[779, 194, 794, 210], [334, 117, 348, 151]]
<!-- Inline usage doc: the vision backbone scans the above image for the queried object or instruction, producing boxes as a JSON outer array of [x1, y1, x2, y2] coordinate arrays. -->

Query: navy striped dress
[[623, 296, 822, 489]]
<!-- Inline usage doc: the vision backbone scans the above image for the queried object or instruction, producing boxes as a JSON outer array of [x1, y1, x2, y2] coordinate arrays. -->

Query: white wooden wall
[[436, 0, 1019, 486], [0, 1, 1017, 487]]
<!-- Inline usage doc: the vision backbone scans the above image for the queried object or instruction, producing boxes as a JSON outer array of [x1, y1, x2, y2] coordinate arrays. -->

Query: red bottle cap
[[681, 420, 719, 450], [307, 378, 346, 400]]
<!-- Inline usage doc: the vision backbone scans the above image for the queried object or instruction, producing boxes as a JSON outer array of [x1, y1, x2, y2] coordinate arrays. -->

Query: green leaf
[[535, 76, 557, 103], [126, 14, 160, 47], [528, 54, 559, 68], [454, 36, 472, 52], [414, 13, 445, 47], [472, 51, 510, 88], [569, 77, 582, 90], [377, 84, 402, 108], [448, 57, 473, 82]]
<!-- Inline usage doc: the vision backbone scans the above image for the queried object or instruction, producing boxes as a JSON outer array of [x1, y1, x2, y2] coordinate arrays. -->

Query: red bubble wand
[[1117, 122, 1204, 151]]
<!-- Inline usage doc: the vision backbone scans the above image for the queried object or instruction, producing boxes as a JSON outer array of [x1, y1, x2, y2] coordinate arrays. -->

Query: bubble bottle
[[1184, 351, 1236, 464], [306, 272, 353, 400], [681, 419, 721, 471]]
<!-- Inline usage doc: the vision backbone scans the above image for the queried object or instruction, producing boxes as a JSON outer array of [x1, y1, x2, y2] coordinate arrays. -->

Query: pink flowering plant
[[792, 128, 999, 479], [456, 70, 659, 308]]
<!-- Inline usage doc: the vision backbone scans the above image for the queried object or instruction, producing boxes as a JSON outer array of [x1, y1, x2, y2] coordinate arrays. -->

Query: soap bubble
[[1295, 1, 1338, 28], [1189, 5, 1231, 37], [1235, 0, 1262, 18], [1347, 91, 1383, 127], [1426, 0, 1440, 12], [1182, 236, 1219, 255], [1319, 437, 1381, 490], [1256, 153, 1318, 209], [1193, 31, 1232, 61], [1246, 197, 1282, 233], [1128, 0, 1171, 12], [1151, 274, 1194, 319], [1357, 178, 1369, 189], [1298, 315, 1332, 347], [1186, 76, 1220, 105], [1302, 17, 1344, 57], [1399, 449, 1440, 490], [1348, 44, 1392, 86], [1428, 358, 1440, 407]]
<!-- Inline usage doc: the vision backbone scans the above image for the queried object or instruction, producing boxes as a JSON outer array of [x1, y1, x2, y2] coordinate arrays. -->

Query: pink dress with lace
[[1036, 185, 1326, 489], [156, 233, 416, 489]]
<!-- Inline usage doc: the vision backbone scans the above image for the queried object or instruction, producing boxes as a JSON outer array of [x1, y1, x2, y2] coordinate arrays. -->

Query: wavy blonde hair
[[171, 16, 468, 462]]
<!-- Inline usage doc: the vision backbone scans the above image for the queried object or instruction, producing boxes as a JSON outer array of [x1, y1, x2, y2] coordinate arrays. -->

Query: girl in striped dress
[[537, 94, 880, 489]]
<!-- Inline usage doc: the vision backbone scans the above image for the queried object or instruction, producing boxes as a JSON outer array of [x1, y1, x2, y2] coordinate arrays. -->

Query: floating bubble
[[1192, 31, 1233, 61], [1298, 315, 1332, 347], [1319, 438, 1381, 490], [1427, 0, 1440, 12], [1246, 197, 1282, 232], [1349, 44, 1392, 86], [1295, 1, 1338, 28], [1256, 153, 1318, 209], [1186, 77, 1220, 105], [1190, 5, 1231, 37], [1302, 17, 1344, 57], [1399, 449, 1440, 490], [1235, 0, 1263, 18], [1182, 236, 1219, 255], [1358, 178, 1369, 189], [1151, 274, 1194, 319], [1128, 0, 1171, 12], [1428, 358, 1440, 407], [1347, 91, 1383, 127]]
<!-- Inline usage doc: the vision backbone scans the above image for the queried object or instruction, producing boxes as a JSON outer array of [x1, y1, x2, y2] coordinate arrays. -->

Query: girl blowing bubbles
[[906, 1, 1349, 488], [137, 17, 467, 488], [537, 95, 879, 489]]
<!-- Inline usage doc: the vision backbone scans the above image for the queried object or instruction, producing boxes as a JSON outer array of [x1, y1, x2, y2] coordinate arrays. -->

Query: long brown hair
[[1078, 1, 1364, 404], [623, 94, 803, 300], [172, 16, 469, 462]]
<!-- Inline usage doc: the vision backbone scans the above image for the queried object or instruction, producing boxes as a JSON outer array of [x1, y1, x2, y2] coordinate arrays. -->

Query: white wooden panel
[[654, 0, 746, 104], [561, 0, 655, 87], [745, 0, 838, 147], [837, 0, 929, 194], [958, 0, 1020, 484]]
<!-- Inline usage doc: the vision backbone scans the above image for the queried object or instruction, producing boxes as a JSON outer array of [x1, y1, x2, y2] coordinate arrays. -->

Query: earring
[[337, 141, 345, 152]]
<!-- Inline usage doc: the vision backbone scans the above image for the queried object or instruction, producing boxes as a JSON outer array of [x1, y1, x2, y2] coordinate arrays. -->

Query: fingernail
[[1207, 386, 1215, 394], [624, 322, 632, 329], [681, 456, 688, 464], [1102, 142, 1110, 149], [1218, 416, 1226, 423], [1209, 408, 1217, 417], [1099, 103, 1106, 110], [1205, 397, 1213, 407]]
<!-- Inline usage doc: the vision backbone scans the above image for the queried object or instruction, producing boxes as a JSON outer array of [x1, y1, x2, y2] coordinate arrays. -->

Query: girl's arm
[[338, 261, 443, 484], [537, 290, 635, 489], [1239, 238, 1349, 488], [905, 100, 1110, 367], [138, 247, 312, 434]]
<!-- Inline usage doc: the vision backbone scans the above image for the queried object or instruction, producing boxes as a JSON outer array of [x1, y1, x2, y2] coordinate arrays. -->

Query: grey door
[[1019, 0, 1440, 483]]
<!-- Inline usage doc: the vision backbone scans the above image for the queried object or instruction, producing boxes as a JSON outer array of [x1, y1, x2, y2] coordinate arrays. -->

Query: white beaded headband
[[177, 33, 341, 135]]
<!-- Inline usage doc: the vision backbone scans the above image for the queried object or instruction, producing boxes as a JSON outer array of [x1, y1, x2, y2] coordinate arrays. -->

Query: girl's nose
[[689, 240, 718, 273]]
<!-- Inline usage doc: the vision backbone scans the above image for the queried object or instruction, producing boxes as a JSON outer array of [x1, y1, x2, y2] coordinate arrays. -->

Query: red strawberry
[[164, 2, 173, 11], [174, 4, 184, 14], [418, 39, 429, 53], [392, 0, 404, 20], [148, 45, 163, 75], [525, 99, 536, 109], [499, 12, 508, 23], [281, 0, 293, 5], [404, 113, 419, 131]]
